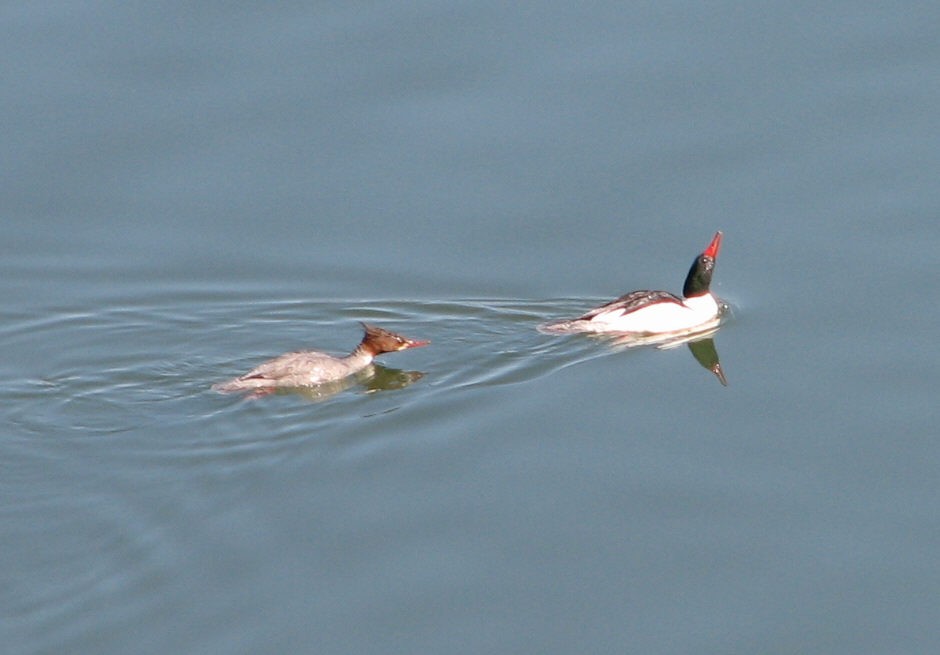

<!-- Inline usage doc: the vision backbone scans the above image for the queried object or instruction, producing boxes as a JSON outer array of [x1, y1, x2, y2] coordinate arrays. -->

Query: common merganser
[[541, 231, 724, 335], [212, 323, 429, 393]]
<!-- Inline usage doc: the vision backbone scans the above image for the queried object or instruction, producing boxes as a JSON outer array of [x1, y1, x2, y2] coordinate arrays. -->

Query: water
[[3, 2, 940, 653]]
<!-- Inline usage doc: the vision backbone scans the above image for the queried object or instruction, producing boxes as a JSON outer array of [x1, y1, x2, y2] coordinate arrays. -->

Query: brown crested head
[[359, 323, 430, 355]]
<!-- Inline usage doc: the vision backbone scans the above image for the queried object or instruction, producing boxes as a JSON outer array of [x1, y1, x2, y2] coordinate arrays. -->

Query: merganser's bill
[[541, 231, 725, 336], [212, 323, 429, 393]]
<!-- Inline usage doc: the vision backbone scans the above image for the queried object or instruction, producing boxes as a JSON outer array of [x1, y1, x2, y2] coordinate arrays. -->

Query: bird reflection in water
[[686, 335, 727, 386], [607, 323, 728, 386], [246, 364, 425, 401]]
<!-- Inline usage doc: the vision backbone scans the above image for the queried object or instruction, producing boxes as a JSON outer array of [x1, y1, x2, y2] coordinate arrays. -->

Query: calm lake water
[[3, 2, 940, 653]]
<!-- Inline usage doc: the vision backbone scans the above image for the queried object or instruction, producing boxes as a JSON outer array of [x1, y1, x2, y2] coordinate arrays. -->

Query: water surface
[[3, 2, 940, 653]]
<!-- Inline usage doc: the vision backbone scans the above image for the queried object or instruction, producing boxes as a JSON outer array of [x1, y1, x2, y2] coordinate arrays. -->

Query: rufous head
[[360, 323, 430, 355]]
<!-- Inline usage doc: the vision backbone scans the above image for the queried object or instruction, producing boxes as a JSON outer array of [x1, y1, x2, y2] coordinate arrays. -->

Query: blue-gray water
[[3, 2, 939, 653]]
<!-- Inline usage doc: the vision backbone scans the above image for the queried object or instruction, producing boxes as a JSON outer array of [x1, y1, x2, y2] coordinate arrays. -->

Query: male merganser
[[212, 323, 429, 393], [541, 231, 724, 335]]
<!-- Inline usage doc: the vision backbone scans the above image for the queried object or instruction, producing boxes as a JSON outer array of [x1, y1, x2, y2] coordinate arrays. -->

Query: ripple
[[0, 292, 735, 650], [1, 446, 177, 650], [1, 294, 731, 469]]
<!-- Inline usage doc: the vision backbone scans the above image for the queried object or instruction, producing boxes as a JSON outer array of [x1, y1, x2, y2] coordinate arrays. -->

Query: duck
[[212, 323, 429, 393], [541, 231, 724, 335]]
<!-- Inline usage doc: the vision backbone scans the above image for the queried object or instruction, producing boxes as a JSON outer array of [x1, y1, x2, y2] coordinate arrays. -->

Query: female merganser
[[541, 231, 724, 335], [212, 323, 429, 393]]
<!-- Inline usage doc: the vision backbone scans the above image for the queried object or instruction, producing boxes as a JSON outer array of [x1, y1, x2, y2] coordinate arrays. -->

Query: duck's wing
[[575, 290, 684, 322]]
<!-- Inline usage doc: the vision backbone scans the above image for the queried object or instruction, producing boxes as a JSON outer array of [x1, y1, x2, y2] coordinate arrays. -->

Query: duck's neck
[[682, 255, 713, 298], [345, 339, 378, 366], [682, 293, 718, 314]]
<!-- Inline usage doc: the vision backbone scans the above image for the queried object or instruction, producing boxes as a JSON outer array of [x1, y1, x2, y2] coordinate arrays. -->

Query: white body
[[542, 293, 721, 335], [584, 294, 720, 333]]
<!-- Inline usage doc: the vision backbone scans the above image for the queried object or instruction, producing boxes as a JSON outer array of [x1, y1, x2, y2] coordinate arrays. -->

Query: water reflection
[[268, 364, 425, 401], [607, 325, 728, 386], [687, 337, 727, 386], [362, 365, 425, 393]]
